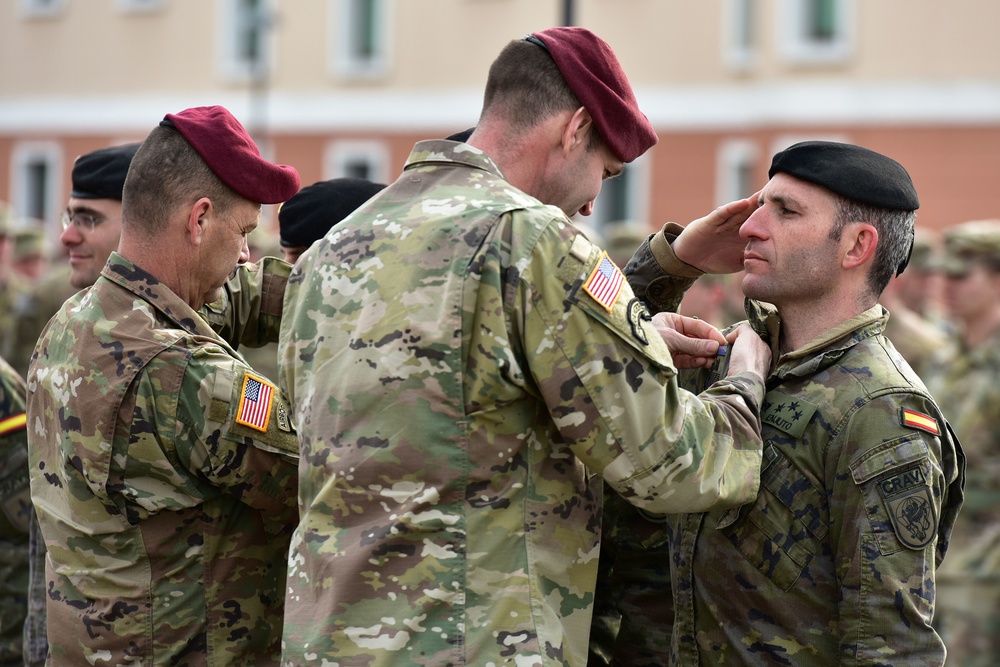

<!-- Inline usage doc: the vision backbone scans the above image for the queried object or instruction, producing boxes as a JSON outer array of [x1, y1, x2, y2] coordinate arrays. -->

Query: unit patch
[[583, 252, 624, 312], [626, 298, 651, 345], [236, 373, 274, 432], [901, 408, 940, 436], [877, 465, 937, 550]]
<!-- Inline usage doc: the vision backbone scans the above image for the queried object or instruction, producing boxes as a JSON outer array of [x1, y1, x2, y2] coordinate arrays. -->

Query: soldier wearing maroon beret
[[278, 27, 772, 665], [28, 105, 302, 665]]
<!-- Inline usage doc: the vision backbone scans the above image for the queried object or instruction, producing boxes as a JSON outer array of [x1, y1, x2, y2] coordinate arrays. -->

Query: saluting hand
[[672, 193, 761, 274]]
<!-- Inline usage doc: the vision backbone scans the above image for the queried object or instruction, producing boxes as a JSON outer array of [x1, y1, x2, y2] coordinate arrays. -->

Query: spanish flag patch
[[583, 252, 624, 312], [236, 373, 274, 432], [0, 412, 27, 437], [901, 408, 939, 436]]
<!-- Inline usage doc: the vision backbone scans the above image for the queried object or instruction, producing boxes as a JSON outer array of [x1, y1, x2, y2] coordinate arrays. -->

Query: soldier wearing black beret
[[596, 140, 964, 665], [278, 177, 386, 264], [61, 143, 140, 288]]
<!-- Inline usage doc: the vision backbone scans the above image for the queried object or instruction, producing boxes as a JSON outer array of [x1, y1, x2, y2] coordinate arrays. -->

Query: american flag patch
[[583, 252, 624, 312], [236, 373, 274, 432], [901, 408, 939, 436]]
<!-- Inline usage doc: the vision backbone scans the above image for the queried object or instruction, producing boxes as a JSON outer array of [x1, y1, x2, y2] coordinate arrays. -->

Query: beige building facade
[[2, 0, 999, 244]]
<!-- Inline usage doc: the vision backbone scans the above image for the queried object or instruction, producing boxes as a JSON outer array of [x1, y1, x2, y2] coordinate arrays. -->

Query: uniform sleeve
[[200, 256, 291, 349], [831, 393, 963, 662], [623, 222, 703, 315], [516, 219, 766, 514], [172, 345, 298, 524]]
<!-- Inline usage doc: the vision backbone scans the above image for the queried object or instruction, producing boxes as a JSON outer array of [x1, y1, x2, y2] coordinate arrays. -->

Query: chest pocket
[[713, 442, 829, 591]]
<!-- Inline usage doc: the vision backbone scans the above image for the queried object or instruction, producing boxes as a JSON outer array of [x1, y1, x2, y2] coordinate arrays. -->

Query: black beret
[[278, 178, 387, 248], [71, 143, 141, 200], [768, 141, 919, 211]]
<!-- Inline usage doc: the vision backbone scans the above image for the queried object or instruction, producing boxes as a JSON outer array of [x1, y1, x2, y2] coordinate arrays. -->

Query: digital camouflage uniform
[[27, 252, 299, 666], [924, 313, 1000, 665], [278, 140, 768, 666], [0, 355, 29, 667], [591, 231, 965, 666]]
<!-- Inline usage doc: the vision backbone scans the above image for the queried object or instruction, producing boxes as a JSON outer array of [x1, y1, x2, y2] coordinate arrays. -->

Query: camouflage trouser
[[936, 522, 1000, 666], [22, 512, 47, 667]]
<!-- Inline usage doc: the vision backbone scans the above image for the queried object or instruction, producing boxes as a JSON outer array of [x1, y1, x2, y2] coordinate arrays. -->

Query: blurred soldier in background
[[0, 355, 28, 667], [881, 227, 952, 376], [925, 219, 1000, 666], [10, 228, 46, 281]]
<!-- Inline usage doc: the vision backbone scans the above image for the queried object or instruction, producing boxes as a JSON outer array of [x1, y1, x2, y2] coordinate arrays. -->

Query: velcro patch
[[0, 412, 27, 437], [901, 408, 939, 436], [878, 465, 937, 549], [235, 373, 274, 432], [583, 252, 624, 312], [762, 392, 816, 438]]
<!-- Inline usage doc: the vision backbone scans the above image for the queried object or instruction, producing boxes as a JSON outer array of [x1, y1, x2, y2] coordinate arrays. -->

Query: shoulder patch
[[569, 233, 592, 263], [877, 465, 938, 549], [583, 252, 624, 312], [901, 408, 939, 436], [235, 373, 274, 432], [0, 412, 27, 437]]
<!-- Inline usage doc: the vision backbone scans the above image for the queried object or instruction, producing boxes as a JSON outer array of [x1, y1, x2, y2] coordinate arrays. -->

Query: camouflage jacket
[[0, 355, 28, 667], [278, 140, 767, 666], [26, 252, 299, 666], [595, 236, 965, 666]]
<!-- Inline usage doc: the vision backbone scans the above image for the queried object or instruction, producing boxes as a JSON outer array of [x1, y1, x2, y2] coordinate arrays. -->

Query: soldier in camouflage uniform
[[593, 141, 965, 665], [279, 27, 773, 666], [0, 355, 29, 667], [26, 106, 301, 666], [924, 220, 1000, 666]]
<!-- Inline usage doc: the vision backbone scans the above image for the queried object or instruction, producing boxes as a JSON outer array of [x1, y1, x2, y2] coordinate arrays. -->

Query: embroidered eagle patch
[[877, 465, 938, 550]]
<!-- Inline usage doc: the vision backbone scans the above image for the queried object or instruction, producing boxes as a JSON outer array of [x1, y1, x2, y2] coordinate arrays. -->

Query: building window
[[334, 0, 390, 79], [779, 0, 854, 65], [220, 0, 272, 82], [589, 155, 651, 232], [324, 141, 391, 184], [116, 0, 165, 13], [19, 0, 66, 18], [11, 142, 63, 228], [724, 0, 756, 71], [717, 140, 760, 205]]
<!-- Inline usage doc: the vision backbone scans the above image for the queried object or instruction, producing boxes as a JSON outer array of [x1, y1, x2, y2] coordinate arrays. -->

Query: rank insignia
[[761, 391, 816, 438], [901, 408, 939, 436], [583, 252, 624, 312], [236, 373, 274, 432], [878, 465, 937, 550]]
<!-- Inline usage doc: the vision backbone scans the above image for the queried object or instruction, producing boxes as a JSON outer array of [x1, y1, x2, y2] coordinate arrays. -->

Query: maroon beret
[[160, 105, 300, 204], [527, 27, 657, 163]]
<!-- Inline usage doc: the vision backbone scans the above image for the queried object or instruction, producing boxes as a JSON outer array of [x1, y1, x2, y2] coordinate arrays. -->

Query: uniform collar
[[99, 252, 220, 340], [403, 139, 506, 180]]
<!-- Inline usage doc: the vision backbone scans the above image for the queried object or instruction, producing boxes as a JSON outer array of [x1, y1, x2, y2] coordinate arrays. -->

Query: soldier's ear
[[186, 198, 213, 246], [841, 222, 878, 270]]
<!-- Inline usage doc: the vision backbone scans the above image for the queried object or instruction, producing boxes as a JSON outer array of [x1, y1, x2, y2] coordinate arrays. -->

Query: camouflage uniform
[[0, 355, 29, 667], [925, 332, 1000, 665], [592, 232, 965, 665], [278, 140, 767, 666], [27, 252, 299, 666]]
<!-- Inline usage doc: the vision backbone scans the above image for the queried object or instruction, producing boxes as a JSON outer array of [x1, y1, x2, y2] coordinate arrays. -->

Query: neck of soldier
[[118, 231, 209, 311], [468, 112, 572, 205], [775, 287, 876, 355]]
